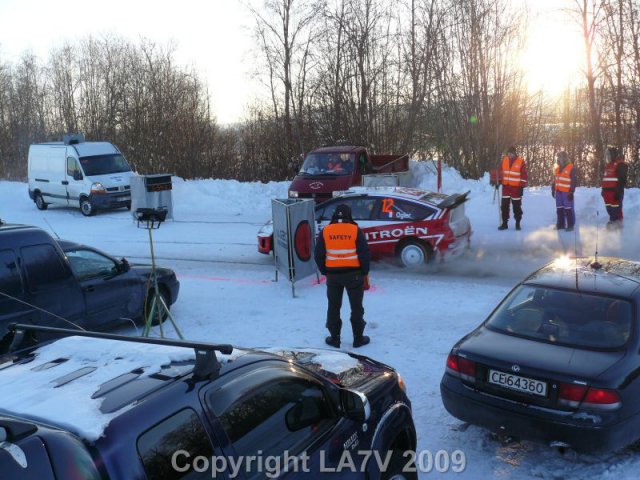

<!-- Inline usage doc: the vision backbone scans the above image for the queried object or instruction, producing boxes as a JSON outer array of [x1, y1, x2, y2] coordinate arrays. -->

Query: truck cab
[[288, 145, 410, 203]]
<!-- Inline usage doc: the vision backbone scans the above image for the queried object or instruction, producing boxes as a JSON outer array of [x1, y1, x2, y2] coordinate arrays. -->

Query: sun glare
[[518, 24, 586, 96]]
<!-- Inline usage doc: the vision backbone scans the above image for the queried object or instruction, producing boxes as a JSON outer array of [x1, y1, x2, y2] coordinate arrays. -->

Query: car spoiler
[[437, 191, 470, 209]]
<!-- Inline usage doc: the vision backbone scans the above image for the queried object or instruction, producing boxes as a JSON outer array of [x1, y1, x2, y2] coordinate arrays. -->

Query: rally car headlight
[[289, 190, 299, 198]]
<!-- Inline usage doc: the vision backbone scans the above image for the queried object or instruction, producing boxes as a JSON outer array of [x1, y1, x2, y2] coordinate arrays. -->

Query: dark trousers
[[326, 271, 366, 338], [501, 197, 523, 224]]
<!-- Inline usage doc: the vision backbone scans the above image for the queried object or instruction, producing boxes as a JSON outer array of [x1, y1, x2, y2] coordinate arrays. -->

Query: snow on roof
[[336, 186, 439, 202], [73, 142, 119, 157], [0, 336, 237, 442], [265, 348, 360, 374]]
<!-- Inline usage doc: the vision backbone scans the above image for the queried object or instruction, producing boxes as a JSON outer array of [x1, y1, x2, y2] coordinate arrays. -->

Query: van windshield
[[79, 154, 131, 176], [485, 285, 633, 350]]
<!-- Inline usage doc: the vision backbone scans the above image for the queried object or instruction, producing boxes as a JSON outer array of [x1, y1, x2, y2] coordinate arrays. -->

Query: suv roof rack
[[8, 324, 233, 380]]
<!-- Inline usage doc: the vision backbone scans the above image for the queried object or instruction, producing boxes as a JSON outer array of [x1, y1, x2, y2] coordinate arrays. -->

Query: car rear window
[[486, 285, 633, 349]]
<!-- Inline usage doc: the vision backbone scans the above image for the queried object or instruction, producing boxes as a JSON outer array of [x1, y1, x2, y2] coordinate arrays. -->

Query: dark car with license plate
[[0, 325, 416, 479], [441, 257, 640, 453], [0, 222, 178, 348]]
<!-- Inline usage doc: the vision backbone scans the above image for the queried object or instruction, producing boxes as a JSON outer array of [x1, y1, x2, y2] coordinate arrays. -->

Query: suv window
[[208, 377, 336, 479], [65, 249, 118, 280], [0, 250, 23, 302], [21, 245, 70, 291], [486, 285, 633, 349], [375, 198, 435, 221], [137, 408, 216, 480]]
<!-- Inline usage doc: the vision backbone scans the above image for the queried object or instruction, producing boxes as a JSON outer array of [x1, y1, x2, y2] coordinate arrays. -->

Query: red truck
[[288, 145, 411, 203]]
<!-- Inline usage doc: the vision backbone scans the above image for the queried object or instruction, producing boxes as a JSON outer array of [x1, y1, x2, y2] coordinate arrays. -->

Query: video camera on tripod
[[135, 207, 168, 229], [134, 207, 182, 339]]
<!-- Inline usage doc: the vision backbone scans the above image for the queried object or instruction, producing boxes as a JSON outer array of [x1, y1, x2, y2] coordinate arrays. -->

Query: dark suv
[[0, 221, 179, 346], [0, 325, 416, 479]]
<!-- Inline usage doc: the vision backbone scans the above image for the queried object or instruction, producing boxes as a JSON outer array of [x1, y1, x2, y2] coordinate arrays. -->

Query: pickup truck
[[288, 145, 411, 203], [0, 221, 179, 350], [0, 325, 417, 479]]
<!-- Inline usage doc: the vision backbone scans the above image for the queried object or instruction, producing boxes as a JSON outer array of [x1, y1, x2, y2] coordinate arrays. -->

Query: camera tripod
[[136, 208, 183, 339]]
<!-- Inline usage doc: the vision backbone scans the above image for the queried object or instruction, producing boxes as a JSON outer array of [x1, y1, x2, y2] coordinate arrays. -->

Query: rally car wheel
[[397, 240, 431, 268]]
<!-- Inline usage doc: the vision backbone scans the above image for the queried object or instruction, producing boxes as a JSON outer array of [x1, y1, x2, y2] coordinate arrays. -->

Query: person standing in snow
[[314, 204, 370, 349], [498, 145, 528, 230], [552, 151, 577, 231], [601, 146, 628, 228]]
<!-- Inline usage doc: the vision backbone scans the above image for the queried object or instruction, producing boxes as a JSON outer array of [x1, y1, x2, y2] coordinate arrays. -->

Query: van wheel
[[80, 198, 95, 216], [396, 240, 431, 268], [35, 193, 48, 210]]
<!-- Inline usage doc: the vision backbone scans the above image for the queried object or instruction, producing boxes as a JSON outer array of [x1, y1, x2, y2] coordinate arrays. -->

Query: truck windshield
[[299, 153, 354, 175], [485, 285, 633, 350], [79, 154, 131, 176]]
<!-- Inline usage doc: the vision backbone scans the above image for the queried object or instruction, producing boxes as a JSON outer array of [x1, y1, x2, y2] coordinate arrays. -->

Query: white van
[[28, 134, 134, 216]]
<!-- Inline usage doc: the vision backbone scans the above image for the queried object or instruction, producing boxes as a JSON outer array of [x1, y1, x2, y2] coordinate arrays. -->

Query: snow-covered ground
[[1, 162, 640, 479]]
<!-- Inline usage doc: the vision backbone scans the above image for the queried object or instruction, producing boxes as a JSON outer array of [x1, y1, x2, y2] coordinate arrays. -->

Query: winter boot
[[515, 220, 521, 231], [325, 335, 340, 348], [498, 222, 508, 230], [353, 336, 370, 348]]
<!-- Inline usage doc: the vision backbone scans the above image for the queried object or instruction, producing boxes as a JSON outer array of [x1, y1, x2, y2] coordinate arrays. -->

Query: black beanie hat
[[332, 204, 353, 222]]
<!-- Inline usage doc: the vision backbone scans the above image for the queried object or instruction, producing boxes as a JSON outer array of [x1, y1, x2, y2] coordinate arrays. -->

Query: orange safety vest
[[602, 160, 623, 189], [323, 223, 361, 269], [554, 163, 573, 192], [502, 156, 525, 187]]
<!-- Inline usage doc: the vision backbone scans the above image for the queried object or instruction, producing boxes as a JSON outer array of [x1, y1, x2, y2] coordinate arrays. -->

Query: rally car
[[258, 187, 471, 268]]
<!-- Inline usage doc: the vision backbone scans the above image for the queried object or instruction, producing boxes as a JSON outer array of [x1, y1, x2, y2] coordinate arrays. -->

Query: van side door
[[65, 155, 84, 208], [40, 146, 69, 206]]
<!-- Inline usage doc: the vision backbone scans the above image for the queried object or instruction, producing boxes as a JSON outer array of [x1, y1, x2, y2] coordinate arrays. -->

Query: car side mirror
[[285, 395, 326, 432], [340, 389, 370, 422], [73, 171, 83, 181], [120, 258, 130, 272]]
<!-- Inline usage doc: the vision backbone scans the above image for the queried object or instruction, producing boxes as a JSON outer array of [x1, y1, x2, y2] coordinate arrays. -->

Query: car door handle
[[84, 286, 95, 293], [62, 181, 69, 185]]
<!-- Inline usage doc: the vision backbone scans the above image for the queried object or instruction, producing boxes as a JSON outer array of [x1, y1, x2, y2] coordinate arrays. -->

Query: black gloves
[[615, 189, 622, 201], [567, 192, 574, 201], [551, 189, 556, 198], [519, 187, 524, 197]]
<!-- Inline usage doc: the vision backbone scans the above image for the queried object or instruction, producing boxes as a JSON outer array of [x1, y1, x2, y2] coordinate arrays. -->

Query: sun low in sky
[[0, 0, 586, 123], [518, 0, 587, 96]]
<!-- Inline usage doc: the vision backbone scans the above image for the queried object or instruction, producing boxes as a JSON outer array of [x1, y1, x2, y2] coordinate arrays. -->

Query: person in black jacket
[[315, 204, 370, 348]]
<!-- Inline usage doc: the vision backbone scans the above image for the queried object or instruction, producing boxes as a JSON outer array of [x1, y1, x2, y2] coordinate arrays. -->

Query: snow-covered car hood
[[265, 348, 393, 390]]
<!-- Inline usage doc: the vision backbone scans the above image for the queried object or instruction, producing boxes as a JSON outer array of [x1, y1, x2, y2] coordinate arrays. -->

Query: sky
[[0, 0, 259, 125], [2, 161, 640, 478], [0, 0, 581, 125]]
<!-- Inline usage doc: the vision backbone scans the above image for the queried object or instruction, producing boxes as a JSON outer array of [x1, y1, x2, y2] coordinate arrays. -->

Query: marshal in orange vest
[[322, 223, 361, 269]]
